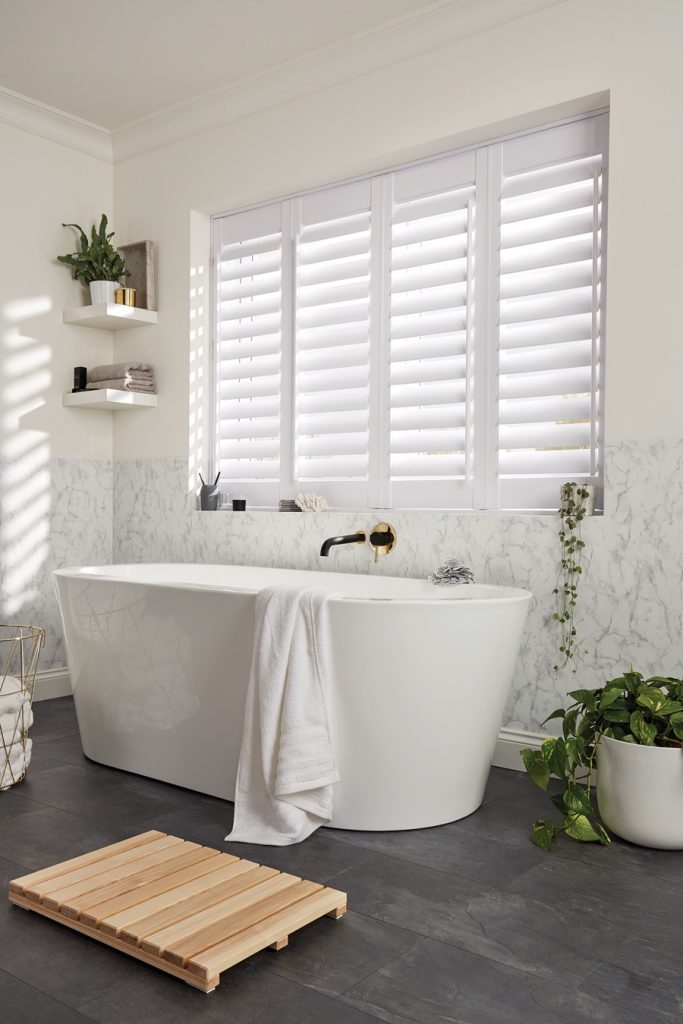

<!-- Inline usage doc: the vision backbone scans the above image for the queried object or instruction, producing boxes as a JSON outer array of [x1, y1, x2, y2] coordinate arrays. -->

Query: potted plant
[[521, 671, 683, 850], [58, 214, 129, 305]]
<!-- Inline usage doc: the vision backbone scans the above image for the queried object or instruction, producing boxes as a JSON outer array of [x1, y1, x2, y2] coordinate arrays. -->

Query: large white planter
[[89, 280, 119, 304], [597, 734, 683, 849]]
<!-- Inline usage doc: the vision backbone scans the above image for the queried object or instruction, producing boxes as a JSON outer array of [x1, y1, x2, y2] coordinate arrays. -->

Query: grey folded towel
[[86, 379, 157, 393], [429, 557, 474, 585], [88, 362, 153, 383]]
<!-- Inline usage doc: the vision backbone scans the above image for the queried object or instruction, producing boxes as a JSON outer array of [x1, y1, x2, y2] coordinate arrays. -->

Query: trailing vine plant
[[553, 482, 590, 672], [521, 671, 683, 851]]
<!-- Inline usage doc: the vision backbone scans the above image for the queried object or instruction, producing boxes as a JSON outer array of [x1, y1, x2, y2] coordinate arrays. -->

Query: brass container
[[114, 287, 137, 307]]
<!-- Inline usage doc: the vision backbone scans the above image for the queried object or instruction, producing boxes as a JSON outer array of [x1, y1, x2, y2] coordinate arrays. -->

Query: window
[[212, 112, 607, 511]]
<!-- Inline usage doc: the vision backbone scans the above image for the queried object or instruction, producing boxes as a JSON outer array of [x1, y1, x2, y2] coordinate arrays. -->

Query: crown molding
[[111, 0, 567, 162], [0, 85, 112, 162]]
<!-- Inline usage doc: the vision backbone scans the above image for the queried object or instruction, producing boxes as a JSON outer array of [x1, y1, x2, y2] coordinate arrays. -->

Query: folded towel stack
[[87, 362, 156, 394], [429, 556, 475, 585], [0, 691, 33, 745], [0, 737, 32, 791]]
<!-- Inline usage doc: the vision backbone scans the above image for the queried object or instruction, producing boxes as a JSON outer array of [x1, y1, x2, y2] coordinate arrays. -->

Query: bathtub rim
[[53, 563, 532, 607]]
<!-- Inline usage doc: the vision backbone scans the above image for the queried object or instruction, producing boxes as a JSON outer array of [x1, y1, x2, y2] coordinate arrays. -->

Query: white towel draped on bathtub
[[227, 585, 339, 846]]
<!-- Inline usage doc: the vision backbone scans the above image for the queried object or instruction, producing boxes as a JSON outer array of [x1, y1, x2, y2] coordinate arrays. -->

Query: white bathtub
[[54, 564, 531, 831]]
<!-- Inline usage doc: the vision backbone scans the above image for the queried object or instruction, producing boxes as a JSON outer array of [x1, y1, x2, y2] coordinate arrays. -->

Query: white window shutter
[[495, 115, 607, 510], [292, 180, 373, 507], [215, 204, 283, 506], [388, 151, 477, 509]]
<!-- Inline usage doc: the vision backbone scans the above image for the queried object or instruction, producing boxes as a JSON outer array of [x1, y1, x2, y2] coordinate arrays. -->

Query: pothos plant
[[553, 483, 590, 672], [57, 214, 129, 285], [521, 671, 683, 851]]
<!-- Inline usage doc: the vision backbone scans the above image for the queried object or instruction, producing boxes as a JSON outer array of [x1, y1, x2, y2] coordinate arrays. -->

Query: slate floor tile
[[268, 909, 420, 997], [341, 937, 668, 1024], [0, 968, 95, 1024]]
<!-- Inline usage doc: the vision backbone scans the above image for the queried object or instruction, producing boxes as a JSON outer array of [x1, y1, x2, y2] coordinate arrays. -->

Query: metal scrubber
[[428, 557, 475, 585]]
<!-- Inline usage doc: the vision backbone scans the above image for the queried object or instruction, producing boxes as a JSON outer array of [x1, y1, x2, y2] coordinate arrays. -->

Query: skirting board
[[492, 726, 546, 772], [33, 668, 71, 702]]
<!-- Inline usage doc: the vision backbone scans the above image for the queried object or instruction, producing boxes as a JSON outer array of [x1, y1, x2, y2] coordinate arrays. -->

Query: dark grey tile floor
[[1, 697, 681, 1023]]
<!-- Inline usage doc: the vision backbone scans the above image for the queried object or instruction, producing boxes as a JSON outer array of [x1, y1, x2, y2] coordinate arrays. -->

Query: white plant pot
[[89, 280, 119, 305], [597, 734, 683, 849]]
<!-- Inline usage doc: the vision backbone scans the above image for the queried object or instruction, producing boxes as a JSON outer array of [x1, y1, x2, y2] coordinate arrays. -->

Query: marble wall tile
[[0, 457, 112, 668], [111, 443, 683, 732]]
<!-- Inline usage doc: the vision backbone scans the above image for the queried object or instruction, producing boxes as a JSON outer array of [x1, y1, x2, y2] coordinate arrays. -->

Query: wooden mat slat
[[8, 831, 347, 993], [67, 847, 224, 923], [41, 838, 193, 911], [142, 871, 301, 958], [25, 835, 182, 903], [188, 886, 347, 980], [115, 861, 272, 941], [9, 831, 165, 895]]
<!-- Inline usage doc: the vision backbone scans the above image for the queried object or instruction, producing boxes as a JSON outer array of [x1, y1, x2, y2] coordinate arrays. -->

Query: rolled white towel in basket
[[0, 736, 32, 790], [0, 693, 32, 744]]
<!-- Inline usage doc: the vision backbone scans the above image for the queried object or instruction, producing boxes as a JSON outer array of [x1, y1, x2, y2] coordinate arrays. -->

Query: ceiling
[[0, 0, 446, 129]]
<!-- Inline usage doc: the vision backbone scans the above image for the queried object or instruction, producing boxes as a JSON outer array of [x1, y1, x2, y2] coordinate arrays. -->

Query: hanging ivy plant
[[553, 482, 590, 672]]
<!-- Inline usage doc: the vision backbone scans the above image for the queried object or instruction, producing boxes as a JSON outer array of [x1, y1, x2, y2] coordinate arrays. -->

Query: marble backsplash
[[0, 457, 113, 669], [112, 442, 683, 732]]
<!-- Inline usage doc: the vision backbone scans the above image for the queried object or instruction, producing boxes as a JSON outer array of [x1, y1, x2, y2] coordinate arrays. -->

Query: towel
[[88, 362, 153, 383], [0, 737, 32, 790], [0, 692, 32, 744], [86, 379, 157, 393], [227, 586, 339, 846]]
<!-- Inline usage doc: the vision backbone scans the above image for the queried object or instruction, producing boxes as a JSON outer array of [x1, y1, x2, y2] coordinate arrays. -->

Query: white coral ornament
[[295, 492, 328, 512]]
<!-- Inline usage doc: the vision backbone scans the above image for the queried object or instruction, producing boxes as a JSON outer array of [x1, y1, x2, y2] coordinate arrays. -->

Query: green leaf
[[602, 708, 631, 723], [550, 793, 566, 812], [568, 689, 598, 710], [670, 712, 683, 739], [542, 708, 566, 726], [598, 688, 624, 711], [531, 820, 556, 851], [562, 707, 578, 740], [637, 686, 668, 714], [548, 737, 568, 779], [521, 748, 551, 790], [564, 814, 603, 843], [562, 783, 593, 816], [630, 709, 644, 741]]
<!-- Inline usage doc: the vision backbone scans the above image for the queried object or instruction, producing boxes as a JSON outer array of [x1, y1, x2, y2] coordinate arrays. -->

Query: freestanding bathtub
[[54, 564, 531, 831]]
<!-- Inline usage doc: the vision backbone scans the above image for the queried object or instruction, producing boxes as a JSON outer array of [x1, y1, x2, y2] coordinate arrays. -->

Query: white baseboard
[[33, 667, 71, 701], [493, 726, 547, 771]]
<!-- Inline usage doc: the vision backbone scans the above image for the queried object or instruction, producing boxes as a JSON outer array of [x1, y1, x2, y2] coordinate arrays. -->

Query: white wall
[[0, 122, 114, 669], [113, 0, 683, 459]]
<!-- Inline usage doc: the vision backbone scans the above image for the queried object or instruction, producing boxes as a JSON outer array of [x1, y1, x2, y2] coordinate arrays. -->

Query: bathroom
[[1, 0, 682, 1020]]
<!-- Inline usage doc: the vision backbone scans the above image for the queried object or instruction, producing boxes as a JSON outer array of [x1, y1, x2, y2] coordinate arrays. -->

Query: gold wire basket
[[0, 624, 45, 791]]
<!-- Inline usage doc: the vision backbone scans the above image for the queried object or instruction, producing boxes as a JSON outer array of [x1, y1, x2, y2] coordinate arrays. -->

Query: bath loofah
[[428, 557, 475, 585]]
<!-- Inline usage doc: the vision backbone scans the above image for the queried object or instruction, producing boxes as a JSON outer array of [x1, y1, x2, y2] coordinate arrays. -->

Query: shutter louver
[[216, 206, 282, 505], [496, 117, 607, 510], [293, 182, 372, 506], [389, 152, 476, 508]]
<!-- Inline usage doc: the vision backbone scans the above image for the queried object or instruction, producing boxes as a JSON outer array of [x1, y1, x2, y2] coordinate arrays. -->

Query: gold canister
[[114, 288, 137, 306]]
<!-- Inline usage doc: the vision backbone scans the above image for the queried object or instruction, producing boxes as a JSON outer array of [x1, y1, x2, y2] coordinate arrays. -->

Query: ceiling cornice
[[0, 0, 566, 165], [0, 84, 113, 162], [111, 0, 567, 161]]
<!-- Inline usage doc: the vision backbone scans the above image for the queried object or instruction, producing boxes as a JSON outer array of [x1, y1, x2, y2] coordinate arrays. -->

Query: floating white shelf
[[62, 303, 158, 331], [62, 389, 157, 411]]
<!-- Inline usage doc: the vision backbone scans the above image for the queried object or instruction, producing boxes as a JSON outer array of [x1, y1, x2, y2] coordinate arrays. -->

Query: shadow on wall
[[188, 259, 207, 495], [1, 297, 52, 621]]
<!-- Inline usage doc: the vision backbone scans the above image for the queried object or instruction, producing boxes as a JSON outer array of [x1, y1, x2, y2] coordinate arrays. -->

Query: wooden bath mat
[[8, 829, 347, 993]]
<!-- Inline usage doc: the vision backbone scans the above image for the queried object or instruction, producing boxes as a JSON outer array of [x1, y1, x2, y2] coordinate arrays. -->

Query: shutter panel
[[293, 180, 372, 507], [388, 152, 476, 508], [495, 115, 607, 510], [215, 204, 283, 505]]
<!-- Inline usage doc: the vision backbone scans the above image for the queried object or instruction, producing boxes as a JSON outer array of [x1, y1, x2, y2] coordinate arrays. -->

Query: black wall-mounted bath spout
[[320, 532, 366, 557]]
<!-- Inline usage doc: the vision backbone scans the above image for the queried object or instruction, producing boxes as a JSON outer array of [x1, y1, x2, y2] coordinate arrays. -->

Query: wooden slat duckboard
[[8, 830, 347, 993]]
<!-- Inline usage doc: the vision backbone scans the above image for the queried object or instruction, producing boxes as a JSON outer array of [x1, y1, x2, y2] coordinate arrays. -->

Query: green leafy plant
[[553, 482, 590, 672], [57, 214, 129, 285], [521, 671, 683, 851]]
